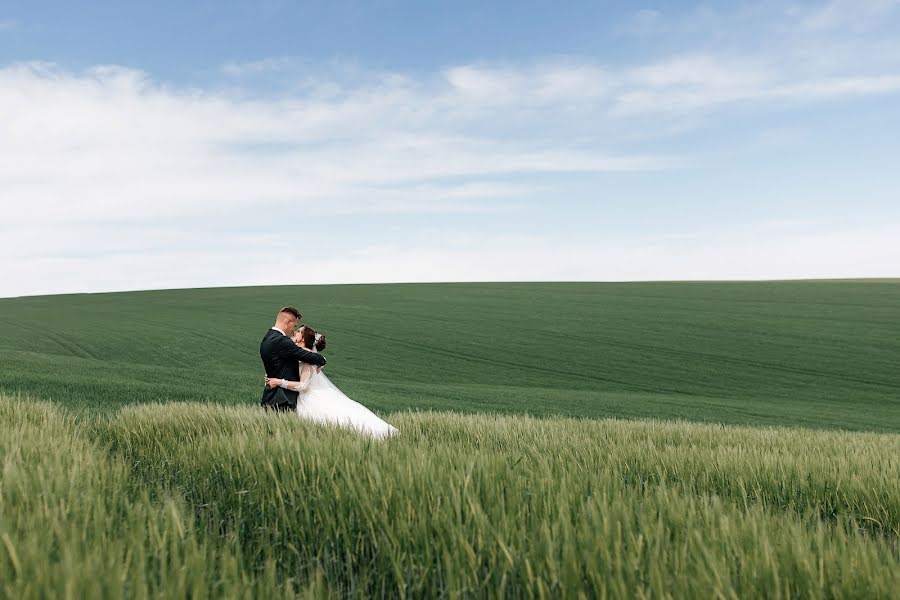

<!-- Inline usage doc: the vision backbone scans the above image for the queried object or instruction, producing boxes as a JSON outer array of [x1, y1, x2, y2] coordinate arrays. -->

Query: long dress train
[[279, 363, 398, 439]]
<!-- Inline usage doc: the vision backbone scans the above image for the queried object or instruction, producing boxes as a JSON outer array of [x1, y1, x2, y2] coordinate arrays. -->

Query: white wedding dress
[[279, 362, 398, 440]]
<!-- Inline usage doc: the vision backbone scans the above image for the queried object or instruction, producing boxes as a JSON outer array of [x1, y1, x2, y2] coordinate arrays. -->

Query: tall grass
[[91, 402, 899, 598], [0, 397, 315, 598], [3, 395, 898, 597]]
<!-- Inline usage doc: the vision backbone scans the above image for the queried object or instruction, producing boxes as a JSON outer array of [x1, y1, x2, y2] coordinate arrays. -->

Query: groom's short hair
[[278, 306, 301, 320]]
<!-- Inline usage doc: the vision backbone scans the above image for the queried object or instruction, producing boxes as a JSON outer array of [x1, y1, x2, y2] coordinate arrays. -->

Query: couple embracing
[[260, 306, 398, 439]]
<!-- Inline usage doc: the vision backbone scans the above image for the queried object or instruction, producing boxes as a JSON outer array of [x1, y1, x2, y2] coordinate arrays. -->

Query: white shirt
[[271, 326, 287, 336]]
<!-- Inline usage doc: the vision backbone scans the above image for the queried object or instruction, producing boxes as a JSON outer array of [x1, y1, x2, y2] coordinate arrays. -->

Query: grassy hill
[[1, 281, 899, 430]]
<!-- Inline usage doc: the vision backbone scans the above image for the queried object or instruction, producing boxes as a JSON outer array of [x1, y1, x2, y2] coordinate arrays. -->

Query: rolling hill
[[1, 280, 898, 430]]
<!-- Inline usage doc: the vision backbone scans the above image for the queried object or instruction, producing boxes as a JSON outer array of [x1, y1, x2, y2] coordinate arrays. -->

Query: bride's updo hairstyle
[[298, 326, 327, 352]]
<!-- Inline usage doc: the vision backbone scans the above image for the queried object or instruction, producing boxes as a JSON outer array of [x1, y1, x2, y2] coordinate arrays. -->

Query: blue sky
[[1, 1, 899, 296]]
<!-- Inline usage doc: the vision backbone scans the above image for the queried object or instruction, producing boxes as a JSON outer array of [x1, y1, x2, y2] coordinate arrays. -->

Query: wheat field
[[2, 396, 897, 598]]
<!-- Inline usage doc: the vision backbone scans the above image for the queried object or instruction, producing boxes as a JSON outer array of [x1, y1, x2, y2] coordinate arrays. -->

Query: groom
[[260, 306, 326, 412]]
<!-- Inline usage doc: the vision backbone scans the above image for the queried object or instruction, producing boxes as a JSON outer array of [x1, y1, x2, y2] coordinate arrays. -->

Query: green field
[[1, 281, 899, 597], [1, 281, 899, 430]]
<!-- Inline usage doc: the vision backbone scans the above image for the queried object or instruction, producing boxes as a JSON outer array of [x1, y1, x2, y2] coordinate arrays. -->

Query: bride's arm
[[266, 363, 314, 393]]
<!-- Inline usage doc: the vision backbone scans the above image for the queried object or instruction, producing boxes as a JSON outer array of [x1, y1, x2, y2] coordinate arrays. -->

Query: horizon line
[[3, 277, 899, 300]]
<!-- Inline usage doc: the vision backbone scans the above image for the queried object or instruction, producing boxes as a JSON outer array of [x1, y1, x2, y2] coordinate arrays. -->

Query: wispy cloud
[[221, 56, 307, 77], [0, 61, 670, 225], [443, 62, 611, 105], [0, 18, 17, 31], [798, 0, 900, 32], [297, 224, 900, 284], [612, 54, 900, 115], [4, 223, 898, 297], [619, 9, 662, 35]]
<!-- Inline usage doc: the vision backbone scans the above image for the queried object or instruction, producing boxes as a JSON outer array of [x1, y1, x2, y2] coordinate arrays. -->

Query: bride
[[264, 326, 399, 439]]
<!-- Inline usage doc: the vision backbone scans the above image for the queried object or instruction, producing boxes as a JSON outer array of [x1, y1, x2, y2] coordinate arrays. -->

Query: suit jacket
[[260, 328, 327, 409]]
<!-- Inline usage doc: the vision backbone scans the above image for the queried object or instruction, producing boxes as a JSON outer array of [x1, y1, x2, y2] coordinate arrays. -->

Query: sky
[[1, 0, 899, 297]]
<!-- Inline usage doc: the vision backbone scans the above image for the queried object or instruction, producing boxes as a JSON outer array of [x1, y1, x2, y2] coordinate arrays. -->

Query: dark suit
[[260, 328, 327, 410]]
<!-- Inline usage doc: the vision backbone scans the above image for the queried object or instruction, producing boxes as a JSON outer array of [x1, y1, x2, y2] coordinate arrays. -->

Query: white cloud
[[621, 9, 662, 35], [626, 55, 765, 89], [0, 61, 666, 230], [443, 62, 610, 105], [3, 224, 898, 297], [291, 226, 900, 284], [221, 56, 303, 76], [0, 19, 16, 31], [800, 0, 900, 31], [611, 51, 900, 115]]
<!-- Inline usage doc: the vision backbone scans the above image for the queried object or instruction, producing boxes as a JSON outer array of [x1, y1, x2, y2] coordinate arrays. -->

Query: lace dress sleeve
[[279, 363, 315, 393]]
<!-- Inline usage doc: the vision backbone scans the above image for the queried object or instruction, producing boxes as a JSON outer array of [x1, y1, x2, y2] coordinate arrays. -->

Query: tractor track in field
[[338, 304, 900, 391], [538, 329, 900, 391], [593, 290, 900, 311], [336, 325, 694, 396], [127, 315, 255, 358], [0, 317, 102, 361]]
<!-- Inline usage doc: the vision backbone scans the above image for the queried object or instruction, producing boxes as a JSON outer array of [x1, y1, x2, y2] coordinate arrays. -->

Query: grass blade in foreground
[[95, 403, 900, 598]]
